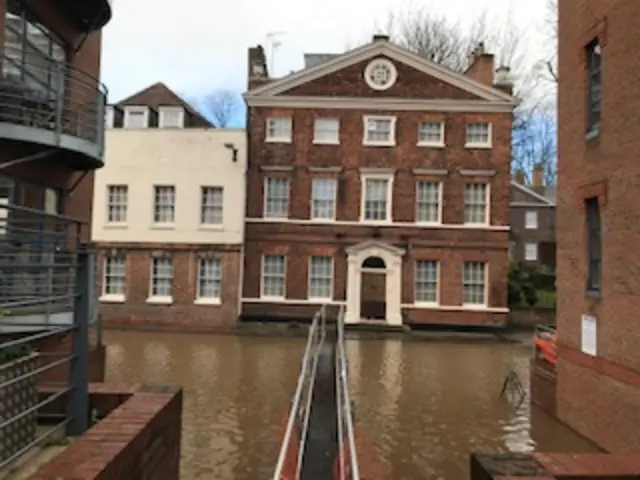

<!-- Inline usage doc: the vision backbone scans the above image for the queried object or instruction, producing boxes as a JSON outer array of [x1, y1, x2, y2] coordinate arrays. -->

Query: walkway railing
[[273, 305, 360, 480], [335, 305, 360, 480], [0, 201, 98, 469]]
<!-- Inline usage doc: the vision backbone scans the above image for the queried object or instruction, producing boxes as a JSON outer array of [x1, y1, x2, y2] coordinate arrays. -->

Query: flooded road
[[104, 330, 599, 479]]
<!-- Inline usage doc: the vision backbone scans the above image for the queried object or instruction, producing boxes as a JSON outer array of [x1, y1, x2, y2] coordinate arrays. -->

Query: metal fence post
[[66, 248, 91, 436]]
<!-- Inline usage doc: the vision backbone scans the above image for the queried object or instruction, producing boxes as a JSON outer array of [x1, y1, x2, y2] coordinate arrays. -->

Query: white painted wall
[[92, 128, 246, 244]]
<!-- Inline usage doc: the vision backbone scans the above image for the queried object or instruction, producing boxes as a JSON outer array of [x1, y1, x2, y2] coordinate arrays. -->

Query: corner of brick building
[[554, 0, 640, 453]]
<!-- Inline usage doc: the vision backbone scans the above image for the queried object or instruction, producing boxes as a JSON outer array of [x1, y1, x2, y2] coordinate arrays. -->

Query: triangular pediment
[[345, 240, 406, 257], [246, 41, 516, 104]]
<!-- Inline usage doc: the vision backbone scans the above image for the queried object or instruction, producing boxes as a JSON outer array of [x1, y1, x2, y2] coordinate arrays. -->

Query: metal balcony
[[58, 0, 113, 31], [0, 53, 107, 170]]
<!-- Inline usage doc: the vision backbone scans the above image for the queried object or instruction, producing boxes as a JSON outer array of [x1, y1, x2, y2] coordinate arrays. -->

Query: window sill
[[104, 223, 128, 229], [260, 295, 286, 301], [312, 140, 340, 146], [151, 223, 175, 230], [586, 289, 602, 300], [462, 222, 490, 228], [308, 297, 333, 302], [585, 128, 600, 141], [265, 137, 292, 144], [199, 224, 224, 231], [100, 294, 125, 303], [146, 296, 173, 305], [359, 219, 393, 225], [462, 303, 490, 310], [363, 142, 396, 147], [413, 302, 439, 308], [417, 142, 445, 148], [464, 143, 492, 149], [310, 217, 336, 222], [415, 221, 442, 227], [262, 215, 290, 221], [194, 298, 221, 305]]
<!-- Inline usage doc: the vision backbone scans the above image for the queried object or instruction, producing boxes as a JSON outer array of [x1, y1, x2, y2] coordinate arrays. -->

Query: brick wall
[[32, 384, 183, 480], [530, 360, 557, 417], [244, 47, 513, 327], [97, 245, 242, 330], [556, 0, 640, 451]]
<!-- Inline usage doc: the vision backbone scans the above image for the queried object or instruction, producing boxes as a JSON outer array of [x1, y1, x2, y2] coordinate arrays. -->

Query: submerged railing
[[273, 305, 360, 480], [0, 200, 99, 469]]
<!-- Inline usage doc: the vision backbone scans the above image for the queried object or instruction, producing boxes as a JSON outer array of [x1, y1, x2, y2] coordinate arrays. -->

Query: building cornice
[[245, 95, 516, 113]]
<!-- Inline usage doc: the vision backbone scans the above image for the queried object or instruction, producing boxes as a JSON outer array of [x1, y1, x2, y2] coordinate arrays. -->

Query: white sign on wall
[[581, 314, 597, 357]]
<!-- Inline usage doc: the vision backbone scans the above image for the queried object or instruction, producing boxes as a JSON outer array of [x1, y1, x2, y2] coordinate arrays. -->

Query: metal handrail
[[0, 49, 107, 147], [335, 305, 360, 480], [273, 306, 326, 479]]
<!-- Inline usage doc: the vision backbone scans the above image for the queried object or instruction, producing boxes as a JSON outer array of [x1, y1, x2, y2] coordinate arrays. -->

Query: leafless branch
[[201, 89, 242, 128]]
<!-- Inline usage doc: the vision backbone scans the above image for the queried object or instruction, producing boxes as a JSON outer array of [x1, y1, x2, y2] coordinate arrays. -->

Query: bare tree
[[539, 0, 558, 84], [512, 103, 557, 185], [201, 89, 242, 127]]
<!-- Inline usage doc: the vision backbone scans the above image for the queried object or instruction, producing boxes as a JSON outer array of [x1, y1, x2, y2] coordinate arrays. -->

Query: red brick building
[[556, 0, 640, 451], [242, 36, 518, 326]]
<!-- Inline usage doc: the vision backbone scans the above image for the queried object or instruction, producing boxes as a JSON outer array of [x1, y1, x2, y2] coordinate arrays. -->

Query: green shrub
[[0, 344, 32, 365]]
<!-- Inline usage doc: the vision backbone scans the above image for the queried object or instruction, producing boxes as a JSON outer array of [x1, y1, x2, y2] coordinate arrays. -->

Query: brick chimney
[[514, 169, 526, 185], [248, 45, 269, 90], [464, 42, 494, 87], [532, 164, 545, 189], [493, 65, 514, 96]]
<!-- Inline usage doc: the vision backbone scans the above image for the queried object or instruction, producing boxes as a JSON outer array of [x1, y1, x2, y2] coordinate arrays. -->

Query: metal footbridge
[[273, 306, 360, 480]]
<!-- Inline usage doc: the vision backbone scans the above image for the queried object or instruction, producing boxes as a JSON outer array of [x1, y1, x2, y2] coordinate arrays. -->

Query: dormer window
[[105, 105, 114, 129], [159, 106, 185, 128], [124, 106, 149, 128]]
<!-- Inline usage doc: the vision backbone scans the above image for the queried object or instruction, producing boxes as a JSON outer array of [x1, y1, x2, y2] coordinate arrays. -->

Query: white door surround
[[344, 240, 405, 325]]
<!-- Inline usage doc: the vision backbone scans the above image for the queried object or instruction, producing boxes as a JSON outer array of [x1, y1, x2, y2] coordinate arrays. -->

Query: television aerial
[[266, 31, 285, 75]]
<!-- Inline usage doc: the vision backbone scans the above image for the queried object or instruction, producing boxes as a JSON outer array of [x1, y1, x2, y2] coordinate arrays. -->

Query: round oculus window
[[364, 59, 397, 90]]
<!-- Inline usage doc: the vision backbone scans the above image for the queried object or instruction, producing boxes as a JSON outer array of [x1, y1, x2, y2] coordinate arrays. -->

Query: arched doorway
[[360, 256, 386, 320], [344, 240, 405, 325]]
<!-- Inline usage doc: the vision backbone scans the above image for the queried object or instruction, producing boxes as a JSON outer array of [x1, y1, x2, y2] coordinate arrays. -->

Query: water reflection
[[103, 331, 599, 479]]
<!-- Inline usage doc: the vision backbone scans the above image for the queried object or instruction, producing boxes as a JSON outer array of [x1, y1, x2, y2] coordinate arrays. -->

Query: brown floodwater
[[103, 330, 599, 479]]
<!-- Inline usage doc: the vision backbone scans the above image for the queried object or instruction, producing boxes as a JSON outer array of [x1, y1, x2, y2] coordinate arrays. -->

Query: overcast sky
[[101, 0, 549, 103]]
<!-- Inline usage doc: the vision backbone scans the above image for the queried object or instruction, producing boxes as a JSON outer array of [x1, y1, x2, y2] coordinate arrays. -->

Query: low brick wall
[[31, 383, 183, 480], [470, 452, 640, 478], [529, 359, 557, 417], [508, 309, 555, 329]]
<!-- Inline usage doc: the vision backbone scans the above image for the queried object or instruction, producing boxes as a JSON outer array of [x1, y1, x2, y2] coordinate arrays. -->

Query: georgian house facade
[[92, 83, 246, 329], [241, 36, 518, 326]]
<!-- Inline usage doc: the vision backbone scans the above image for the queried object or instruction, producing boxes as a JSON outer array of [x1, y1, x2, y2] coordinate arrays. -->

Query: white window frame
[[313, 118, 340, 145], [415, 181, 442, 224], [311, 178, 337, 221], [363, 115, 396, 146], [263, 177, 290, 219], [105, 105, 114, 129], [158, 106, 185, 128], [106, 185, 128, 225], [417, 121, 445, 147], [463, 183, 490, 226], [148, 256, 173, 304], [261, 255, 286, 299], [360, 173, 394, 223], [265, 117, 292, 143], [196, 257, 222, 304], [123, 106, 149, 129], [308, 256, 334, 300], [525, 243, 539, 261], [464, 122, 492, 148], [200, 186, 224, 226], [463, 261, 488, 307], [414, 260, 439, 305], [525, 210, 538, 229], [153, 185, 176, 226], [101, 254, 126, 302]]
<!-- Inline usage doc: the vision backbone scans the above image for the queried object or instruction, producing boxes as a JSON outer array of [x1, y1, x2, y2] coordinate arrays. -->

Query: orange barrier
[[278, 412, 301, 480], [535, 335, 557, 366]]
